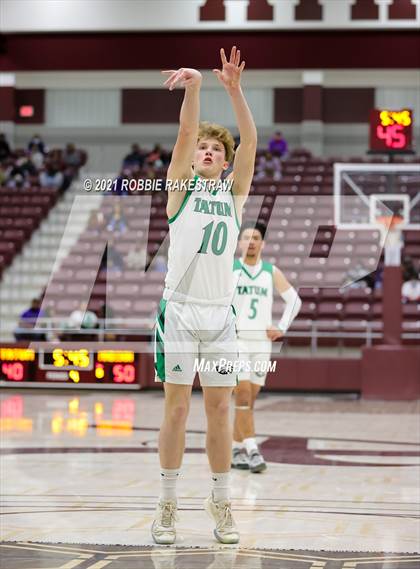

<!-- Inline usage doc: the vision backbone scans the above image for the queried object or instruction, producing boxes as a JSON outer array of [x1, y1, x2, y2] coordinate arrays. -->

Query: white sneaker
[[151, 500, 178, 545], [231, 448, 249, 470], [204, 494, 239, 544], [249, 451, 267, 473]]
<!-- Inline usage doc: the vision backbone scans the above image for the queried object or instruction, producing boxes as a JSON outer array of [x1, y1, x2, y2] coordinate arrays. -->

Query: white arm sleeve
[[277, 287, 302, 333]]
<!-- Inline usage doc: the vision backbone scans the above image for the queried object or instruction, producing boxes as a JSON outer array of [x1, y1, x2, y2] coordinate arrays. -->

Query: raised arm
[[213, 47, 257, 199], [161, 68, 202, 217]]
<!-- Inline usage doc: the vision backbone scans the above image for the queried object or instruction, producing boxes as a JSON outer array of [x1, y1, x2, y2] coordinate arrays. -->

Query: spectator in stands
[[28, 134, 46, 155], [106, 202, 127, 233], [63, 143, 83, 169], [123, 143, 145, 169], [68, 301, 98, 329], [39, 162, 64, 191], [268, 131, 288, 158], [145, 144, 165, 169], [345, 264, 372, 289], [0, 133, 11, 162], [125, 244, 147, 270], [9, 152, 37, 180], [100, 236, 125, 274], [402, 257, 418, 282], [14, 298, 46, 341], [7, 172, 28, 189], [88, 211, 106, 234], [402, 268, 420, 302], [255, 151, 282, 180], [112, 169, 131, 195], [29, 148, 44, 170]]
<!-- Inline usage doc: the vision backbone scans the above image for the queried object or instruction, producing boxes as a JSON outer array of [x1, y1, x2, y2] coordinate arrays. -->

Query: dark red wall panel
[[388, 0, 417, 20], [323, 88, 374, 123], [295, 0, 323, 21], [0, 87, 15, 121], [351, 0, 379, 20], [303, 84, 322, 120], [247, 0, 274, 21], [275, 88, 303, 123], [199, 0, 225, 21], [0, 32, 419, 71], [122, 89, 184, 123], [14, 89, 45, 124]]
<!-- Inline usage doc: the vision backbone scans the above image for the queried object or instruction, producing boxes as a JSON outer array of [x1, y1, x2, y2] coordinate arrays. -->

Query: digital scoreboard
[[0, 346, 139, 387], [369, 109, 413, 152]]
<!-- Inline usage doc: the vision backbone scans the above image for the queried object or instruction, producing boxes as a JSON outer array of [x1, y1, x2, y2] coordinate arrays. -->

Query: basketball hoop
[[376, 214, 404, 266]]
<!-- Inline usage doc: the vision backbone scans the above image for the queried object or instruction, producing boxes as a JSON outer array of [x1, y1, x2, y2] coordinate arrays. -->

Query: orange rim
[[376, 215, 404, 229]]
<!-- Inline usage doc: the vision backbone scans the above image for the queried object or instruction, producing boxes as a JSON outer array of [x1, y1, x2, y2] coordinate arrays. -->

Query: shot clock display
[[370, 109, 413, 152], [0, 345, 139, 387]]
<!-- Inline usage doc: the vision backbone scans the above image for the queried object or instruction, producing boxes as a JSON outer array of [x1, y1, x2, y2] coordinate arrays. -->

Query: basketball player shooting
[[151, 46, 257, 545]]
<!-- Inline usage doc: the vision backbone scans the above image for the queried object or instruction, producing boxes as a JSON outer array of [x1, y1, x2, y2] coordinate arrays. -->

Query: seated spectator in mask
[[14, 298, 46, 340], [40, 162, 64, 191], [268, 131, 288, 158], [123, 144, 145, 169], [28, 134, 46, 155], [63, 143, 83, 168], [402, 269, 420, 302], [0, 133, 11, 162]]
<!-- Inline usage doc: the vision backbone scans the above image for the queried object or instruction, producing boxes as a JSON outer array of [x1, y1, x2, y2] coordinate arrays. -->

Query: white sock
[[160, 468, 180, 502], [232, 440, 243, 450], [244, 437, 258, 455], [211, 472, 230, 502]]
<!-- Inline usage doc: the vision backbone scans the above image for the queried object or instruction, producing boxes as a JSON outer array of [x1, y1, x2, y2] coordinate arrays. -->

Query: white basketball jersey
[[232, 259, 274, 340], [164, 176, 240, 305]]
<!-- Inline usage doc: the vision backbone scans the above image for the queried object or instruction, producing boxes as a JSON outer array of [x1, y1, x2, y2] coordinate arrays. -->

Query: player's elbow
[[240, 137, 257, 152]]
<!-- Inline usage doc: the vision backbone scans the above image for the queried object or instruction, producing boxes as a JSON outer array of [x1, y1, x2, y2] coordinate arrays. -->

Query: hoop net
[[376, 215, 404, 266]]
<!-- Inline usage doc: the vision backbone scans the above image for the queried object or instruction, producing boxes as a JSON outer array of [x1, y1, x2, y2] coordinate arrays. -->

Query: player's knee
[[235, 386, 252, 408], [207, 399, 230, 420], [167, 402, 189, 424]]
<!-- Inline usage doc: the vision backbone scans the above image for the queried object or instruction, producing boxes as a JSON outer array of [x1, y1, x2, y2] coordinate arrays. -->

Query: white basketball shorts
[[154, 299, 239, 387], [237, 338, 272, 386]]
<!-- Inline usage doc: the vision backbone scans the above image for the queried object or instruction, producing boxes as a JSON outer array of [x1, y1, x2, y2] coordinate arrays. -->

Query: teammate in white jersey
[[151, 47, 257, 546], [232, 221, 302, 472]]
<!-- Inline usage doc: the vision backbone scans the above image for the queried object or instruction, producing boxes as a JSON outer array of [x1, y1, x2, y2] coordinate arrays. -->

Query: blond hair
[[198, 121, 235, 163]]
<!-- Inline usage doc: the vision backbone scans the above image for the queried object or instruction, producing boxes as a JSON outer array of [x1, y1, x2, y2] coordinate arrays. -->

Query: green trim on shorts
[[154, 299, 167, 381], [167, 175, 198, 224]]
